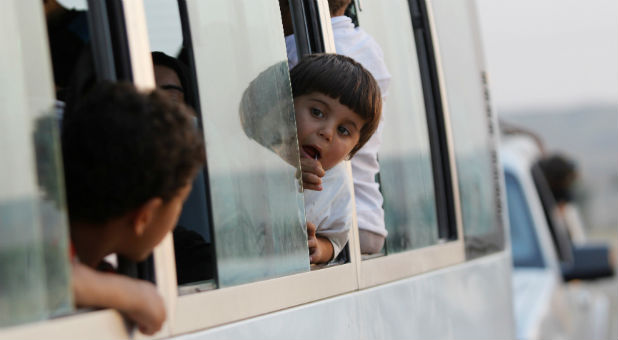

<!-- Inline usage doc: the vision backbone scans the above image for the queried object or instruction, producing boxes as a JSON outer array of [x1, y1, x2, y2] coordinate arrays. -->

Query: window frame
[[166, 0, 360, 334], [424, 0, 506, 260], [352, 0, 466, 289]]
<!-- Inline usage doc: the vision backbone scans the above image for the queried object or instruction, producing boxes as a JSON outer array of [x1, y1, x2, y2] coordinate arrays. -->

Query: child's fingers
[[309, 247, 320, 264], [300, 158, 325, 177], [139, 325, 154, 335], [302, 182, 322, 191], [307, 237, 317, 250], [302, 172, 322, 191], [306, 222, 317, 237]]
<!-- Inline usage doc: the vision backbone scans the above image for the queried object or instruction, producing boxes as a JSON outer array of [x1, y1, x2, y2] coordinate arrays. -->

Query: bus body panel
[[172, 253, 514, 340]]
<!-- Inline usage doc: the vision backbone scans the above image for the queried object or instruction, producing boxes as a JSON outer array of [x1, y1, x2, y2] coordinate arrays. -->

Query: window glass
[[430, 0, 503, 257], [185, 0, 309, 287], [0, 0, 72, 327], [58, 0, 87, 10], [358, 0, 438, 253], [504, 172, 544, 268], [144, 0, 217, 292], [144, 0, 183, 56]]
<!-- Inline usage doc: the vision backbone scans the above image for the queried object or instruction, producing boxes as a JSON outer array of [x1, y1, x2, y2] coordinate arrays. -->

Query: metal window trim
[[359, 240, 465, 289], [315, 0, 335, 53], [422, 0, 466, 253], [408, 0, 458, 242], [173, 262, 358, 334], [0, 309, 130, 340], [86, 0, 117, 81], [119, 0, 176, 337]]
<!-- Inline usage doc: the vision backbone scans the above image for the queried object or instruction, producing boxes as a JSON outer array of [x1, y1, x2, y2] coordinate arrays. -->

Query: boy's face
[[132, 183, 193, 261], [154, 65, 185, 104], [294, 92, 365, 170]]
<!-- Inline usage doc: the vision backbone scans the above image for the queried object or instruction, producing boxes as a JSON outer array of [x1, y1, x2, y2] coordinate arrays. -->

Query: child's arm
[[307, 222, 334, 264], [72, 261, 166, 335]]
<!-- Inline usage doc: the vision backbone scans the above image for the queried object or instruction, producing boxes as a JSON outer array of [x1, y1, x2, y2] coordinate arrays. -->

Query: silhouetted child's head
[[62, 82, 204, 261], [238, 61, 299, 163], [538, 154, 578, 203], [291, 54, 381, 170]]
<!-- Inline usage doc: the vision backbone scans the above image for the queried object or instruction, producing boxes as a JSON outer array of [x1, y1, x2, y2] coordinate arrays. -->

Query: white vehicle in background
[[500, 131, 614, 340]]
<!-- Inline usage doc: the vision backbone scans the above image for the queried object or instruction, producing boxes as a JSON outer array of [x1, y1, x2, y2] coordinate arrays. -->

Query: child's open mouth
[[302, 145, 321, 160]]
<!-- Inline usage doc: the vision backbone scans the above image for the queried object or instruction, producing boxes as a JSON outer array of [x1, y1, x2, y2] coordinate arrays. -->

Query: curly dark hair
[[290, 53, 382, 157], [62, 82, 205, 223]]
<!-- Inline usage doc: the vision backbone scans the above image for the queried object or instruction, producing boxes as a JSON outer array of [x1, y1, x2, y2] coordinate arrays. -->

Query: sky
[[475, 0, 618, 113]]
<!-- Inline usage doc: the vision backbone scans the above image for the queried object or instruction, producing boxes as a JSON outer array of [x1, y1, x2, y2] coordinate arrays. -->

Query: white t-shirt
[[287, 16, 391, 237], [303, 162, 353, 258]]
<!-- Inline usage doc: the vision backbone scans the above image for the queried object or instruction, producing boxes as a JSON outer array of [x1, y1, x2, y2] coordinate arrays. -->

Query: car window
[[504, 172, 545, 268]]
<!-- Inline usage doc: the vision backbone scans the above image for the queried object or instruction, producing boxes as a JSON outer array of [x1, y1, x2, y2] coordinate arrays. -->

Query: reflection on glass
[[430, 0, 503, 257], [0, 0, 72, 327], [358, 0, 438, 253], [33, 114, 73, 317], [186, 0, 309, 287]]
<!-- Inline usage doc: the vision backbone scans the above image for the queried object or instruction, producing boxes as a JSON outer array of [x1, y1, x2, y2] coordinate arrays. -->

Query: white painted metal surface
[[171, 253, 515, 340]]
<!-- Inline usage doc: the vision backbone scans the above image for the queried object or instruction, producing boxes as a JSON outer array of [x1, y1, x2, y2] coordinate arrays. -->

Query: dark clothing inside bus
[[46, 8, 90, 100], [173, 226, 215, 284]]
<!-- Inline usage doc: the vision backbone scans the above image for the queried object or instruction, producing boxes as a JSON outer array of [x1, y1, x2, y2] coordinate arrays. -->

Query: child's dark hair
[[152, 51, 193, 105], [62, 82, 205, 223], [290, 53, 381, 157]]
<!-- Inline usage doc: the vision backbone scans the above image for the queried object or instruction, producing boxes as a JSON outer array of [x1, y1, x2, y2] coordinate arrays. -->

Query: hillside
[[499, 104, 618, 232]]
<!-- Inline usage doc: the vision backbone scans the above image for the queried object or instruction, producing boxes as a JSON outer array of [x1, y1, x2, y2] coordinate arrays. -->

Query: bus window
[[39, 0, 166, 325], [0, 0, 72, 327], [357, 0, 439, 253], [430, 0, 504, 258], [178, 0, 309, 288], [143, 0, 217, 294]]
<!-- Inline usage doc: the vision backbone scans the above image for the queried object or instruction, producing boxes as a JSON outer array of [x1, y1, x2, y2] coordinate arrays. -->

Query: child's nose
[[318, 127, 333, 141]]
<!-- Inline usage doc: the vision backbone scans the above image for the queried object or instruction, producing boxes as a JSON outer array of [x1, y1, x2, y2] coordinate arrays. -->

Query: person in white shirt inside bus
[[280, 0, 391, 254]]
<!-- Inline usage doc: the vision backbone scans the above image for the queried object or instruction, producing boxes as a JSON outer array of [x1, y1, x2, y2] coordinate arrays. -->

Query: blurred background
[[476, 0, 617, 337]]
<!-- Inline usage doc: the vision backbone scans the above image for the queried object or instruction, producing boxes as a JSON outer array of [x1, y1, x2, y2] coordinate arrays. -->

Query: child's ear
[[133, 197, 163, 236]]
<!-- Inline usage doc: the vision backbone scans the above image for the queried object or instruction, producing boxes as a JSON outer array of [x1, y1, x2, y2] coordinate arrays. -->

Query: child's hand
[[307, 222, 319, 263], [306, 222, 334, 264], [71, 261, 166, 335], [300, 157, 325, 191], [125, 280, 166, 335]]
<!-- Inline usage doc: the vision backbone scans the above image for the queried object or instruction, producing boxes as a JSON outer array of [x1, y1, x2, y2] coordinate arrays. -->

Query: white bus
[[0, 0, 515, 338]]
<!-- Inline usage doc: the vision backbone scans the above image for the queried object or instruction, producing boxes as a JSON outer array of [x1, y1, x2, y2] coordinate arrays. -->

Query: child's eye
[[337, 126, 350, 136], [310, 108, 324, 118]]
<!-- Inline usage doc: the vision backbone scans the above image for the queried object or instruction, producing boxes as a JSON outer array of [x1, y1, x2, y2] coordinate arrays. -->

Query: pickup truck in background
[[500, 131, 615, 340]]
